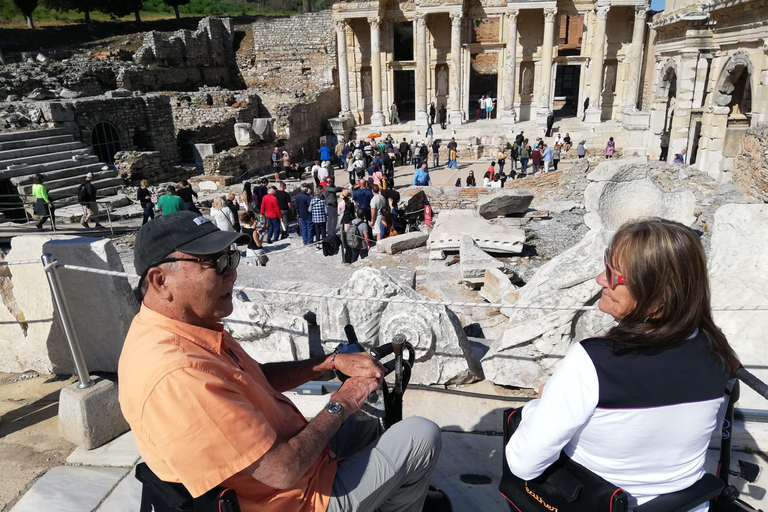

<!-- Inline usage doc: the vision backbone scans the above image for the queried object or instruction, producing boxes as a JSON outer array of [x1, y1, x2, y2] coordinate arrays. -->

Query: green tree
[[42, 0, 105, 23], [101, 0, 143, 22], [13, 0, 38, 28], [163, 0, 190, 19]]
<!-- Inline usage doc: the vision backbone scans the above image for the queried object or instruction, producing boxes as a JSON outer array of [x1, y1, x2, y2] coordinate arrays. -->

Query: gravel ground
[[525, 208, 589, 260]]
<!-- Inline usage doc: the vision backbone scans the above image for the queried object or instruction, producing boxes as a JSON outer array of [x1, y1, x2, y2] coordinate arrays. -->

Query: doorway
[[469, 53, 498, 120], [393, 70, 415, 122], [554, 64, 580, 118]]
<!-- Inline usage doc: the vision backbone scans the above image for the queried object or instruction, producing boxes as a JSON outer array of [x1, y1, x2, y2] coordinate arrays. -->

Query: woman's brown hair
[[606, 218, 740, 373]]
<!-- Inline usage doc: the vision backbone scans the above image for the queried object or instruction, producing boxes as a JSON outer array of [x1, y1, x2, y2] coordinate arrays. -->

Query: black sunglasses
[[156, 251, 241, 276]]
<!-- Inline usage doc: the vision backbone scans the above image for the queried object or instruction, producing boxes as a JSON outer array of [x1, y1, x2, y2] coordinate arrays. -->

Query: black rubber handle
[[736, 367, 768, 400]]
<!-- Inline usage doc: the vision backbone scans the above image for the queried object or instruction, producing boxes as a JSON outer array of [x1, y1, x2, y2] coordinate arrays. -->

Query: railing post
[[40, 254, 94, 389]]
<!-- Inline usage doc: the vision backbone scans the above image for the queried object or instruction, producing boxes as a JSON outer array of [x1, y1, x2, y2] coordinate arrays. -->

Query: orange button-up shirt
[[118, 305, 337, 512]]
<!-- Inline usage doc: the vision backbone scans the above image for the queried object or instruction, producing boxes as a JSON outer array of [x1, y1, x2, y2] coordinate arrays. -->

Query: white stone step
[[0, 134, 75, 152], [0, 141, 87, 163], [1, 157, 101, 181], [0, 147, 94, 169], [16, 164, 109, 192], [0, 127, 67, 143]]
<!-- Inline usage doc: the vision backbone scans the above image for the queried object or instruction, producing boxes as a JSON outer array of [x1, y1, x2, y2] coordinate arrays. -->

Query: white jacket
[[210, 207, 235, 232]]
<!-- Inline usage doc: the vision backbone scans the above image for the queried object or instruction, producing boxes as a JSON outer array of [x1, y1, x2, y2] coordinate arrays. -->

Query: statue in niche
[[437, 66, 448, 96], [520, 66, 533, 95], [362, 70, 372, 99], [603, 63, 617, 93]]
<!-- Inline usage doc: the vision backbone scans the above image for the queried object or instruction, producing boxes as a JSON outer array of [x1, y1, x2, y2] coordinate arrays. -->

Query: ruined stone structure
[[645, 0, 768, 180], [331, 0, 650, 130]]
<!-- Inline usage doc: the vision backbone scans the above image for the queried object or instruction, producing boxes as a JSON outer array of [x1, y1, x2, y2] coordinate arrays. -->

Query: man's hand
[[332, 353, 385, 380], [331, 377, 381, 416]]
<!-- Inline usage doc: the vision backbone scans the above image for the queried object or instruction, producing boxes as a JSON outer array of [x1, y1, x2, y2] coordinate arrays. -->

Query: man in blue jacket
[[294, 185, 314, 245]]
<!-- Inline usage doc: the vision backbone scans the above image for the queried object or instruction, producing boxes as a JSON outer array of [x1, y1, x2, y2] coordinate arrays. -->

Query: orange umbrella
[[366, 132, 382, 139]]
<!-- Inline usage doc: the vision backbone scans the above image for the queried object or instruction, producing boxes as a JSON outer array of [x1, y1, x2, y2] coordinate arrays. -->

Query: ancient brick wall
[[114, 151, 192, 184], [241, 11, 337, 95], [129, 17, 237, 91], [70, 94, 179, 168], [732, 124, 768, 202]]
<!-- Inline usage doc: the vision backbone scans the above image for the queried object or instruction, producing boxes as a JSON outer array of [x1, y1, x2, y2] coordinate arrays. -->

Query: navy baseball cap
[[134, 211, 249, 277]]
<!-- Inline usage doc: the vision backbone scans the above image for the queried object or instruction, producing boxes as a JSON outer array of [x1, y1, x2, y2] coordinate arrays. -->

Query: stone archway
[[712, 51, 754, 119]]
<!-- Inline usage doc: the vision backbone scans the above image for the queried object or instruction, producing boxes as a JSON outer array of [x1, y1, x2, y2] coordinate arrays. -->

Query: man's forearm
[[261, 355, 332, 392]]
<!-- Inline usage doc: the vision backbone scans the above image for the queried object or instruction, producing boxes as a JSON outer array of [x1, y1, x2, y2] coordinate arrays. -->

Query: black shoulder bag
[[500, 407, 629, 512]]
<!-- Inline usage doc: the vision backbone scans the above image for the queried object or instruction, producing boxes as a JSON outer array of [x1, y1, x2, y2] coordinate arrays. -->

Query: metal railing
[[0, 192, 123, 235]]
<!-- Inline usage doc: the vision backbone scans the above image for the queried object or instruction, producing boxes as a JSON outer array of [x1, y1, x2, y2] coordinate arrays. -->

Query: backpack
[[346, 220, 365, 249], [77, 183, 88, 203]]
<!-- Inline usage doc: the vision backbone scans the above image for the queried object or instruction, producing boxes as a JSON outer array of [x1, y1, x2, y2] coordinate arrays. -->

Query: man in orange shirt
[[119, 211, 441, 512]]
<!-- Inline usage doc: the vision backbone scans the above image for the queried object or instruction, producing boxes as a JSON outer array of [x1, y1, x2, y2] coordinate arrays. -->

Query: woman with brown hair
[[505, 218, 739, 510]]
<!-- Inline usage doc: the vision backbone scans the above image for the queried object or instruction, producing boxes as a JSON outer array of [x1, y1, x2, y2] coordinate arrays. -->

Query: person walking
[[485, 95, 494, 120], [390, 101, 400, 124], [531, 146, 542, 174], [77, 172, 102, 228], [546, 111, 555, 137], [369, 184, 387, 234], [275, 181, 293, 239], [552, 145, 561, 171], [335, 138, 346, 170], [239, 211, 268, 267], [157, 186, 185, 216], [439, 104, 447, 129], [32, 174, 56, 230], [295, 185, 313, 245], [271, 147, 281, 178], [606, 137, 616, 159], [542, 144, 552, 173], [429, 102, 436, 125], [660, 131, 670, 161], [447, 145, 458, 170], [477, 95, 485, 120], [515, 131, 525, 147], [225, 193, 241, 232], [398, 138, 409, 167], [210, 196, 236, 232], [324, 176, 341, 236], [519, 143, 530, 176], [280, 150, 291, 181], [352, 179, 374, 222], [577, 140, 589, 159], [510, 142, 519, 172], [137, 179, 154, 226], [176, 180, 200, 214], [346, 208, 371, 262], [431, 140, 440, 168], [497, 147, 506, 175], [259, 187, 282, 244], [309, 187, 327, 246]]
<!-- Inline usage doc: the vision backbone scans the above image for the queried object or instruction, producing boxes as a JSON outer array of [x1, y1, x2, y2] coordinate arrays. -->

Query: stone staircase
[[0, 128, 124, 208]]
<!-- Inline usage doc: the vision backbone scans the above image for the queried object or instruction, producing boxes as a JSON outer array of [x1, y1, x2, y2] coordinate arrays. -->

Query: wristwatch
[[325, 401, 346, 423]]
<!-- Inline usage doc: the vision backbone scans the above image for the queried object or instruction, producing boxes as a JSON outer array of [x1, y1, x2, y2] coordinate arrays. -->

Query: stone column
[[623, 6, 647, 110], [335, 19, 353, 119], [448, 12, 464, 126], [536, 7, 557, 127], [369, 17, 385, 126], [501, 9, 519, 125], [584, 5, 610, 123], [415, 14, 429, 127]]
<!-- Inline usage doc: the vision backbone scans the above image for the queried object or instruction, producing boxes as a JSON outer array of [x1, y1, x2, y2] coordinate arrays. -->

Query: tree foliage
[[101, 0, 143, 21], [42, 0, 105, 23], [12, 0, 38, 27]]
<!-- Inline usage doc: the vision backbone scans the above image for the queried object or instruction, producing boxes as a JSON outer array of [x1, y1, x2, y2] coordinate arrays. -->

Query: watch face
[[326, 402, 343, 415]]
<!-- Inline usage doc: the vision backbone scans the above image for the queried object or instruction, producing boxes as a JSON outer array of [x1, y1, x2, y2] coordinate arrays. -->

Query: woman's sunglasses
[[604, 249, 627, 290], [157, 251, 241, 276]]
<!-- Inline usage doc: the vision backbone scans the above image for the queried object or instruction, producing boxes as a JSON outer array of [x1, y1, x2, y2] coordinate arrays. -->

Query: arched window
[[91, 121, 123, 164]]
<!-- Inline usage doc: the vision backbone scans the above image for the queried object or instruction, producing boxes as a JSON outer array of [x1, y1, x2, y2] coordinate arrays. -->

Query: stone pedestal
[[59, 377, 129, 449], [328, 116, 355, 141], [621, 109, 651, 155], [583, 107, 603, 124]]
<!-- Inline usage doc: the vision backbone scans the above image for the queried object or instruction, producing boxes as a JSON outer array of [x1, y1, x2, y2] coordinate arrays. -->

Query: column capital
[[634, 6, 648, 20], [544, 7, 558, 21], [367, 16, 380, 29], [505, 9, 519, 22], [415, 13, 427, 28], [595, 5, 610, 20], [334, 18, 348, 32], [449, 11, 463, 24]]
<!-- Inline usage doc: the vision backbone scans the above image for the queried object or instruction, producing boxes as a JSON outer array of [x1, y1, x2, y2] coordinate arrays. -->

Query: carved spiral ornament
[[379, 304, 436, 362]]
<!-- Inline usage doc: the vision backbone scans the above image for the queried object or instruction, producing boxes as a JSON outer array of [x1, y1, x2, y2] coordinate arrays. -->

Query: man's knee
[[390, 417, 441, 464]]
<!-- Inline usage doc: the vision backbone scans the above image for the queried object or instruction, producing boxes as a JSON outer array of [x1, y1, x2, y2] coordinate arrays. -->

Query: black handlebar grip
[[344, 325, 361, 350]]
